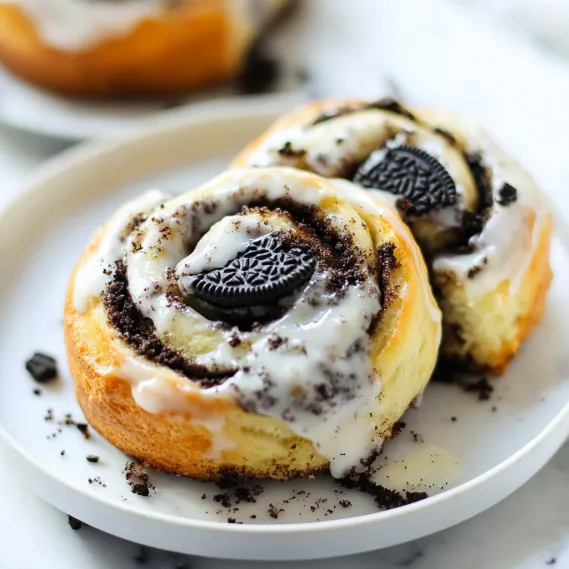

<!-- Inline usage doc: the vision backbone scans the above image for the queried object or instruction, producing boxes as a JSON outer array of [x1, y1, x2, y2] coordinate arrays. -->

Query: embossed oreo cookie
[[353, 145, 457, 215], [186, 234, 315, 310]]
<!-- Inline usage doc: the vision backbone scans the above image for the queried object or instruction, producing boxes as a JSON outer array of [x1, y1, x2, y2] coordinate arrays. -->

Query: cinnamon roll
[[64, 167, 441, 480], [234, 99, 552, 374], [0, 0, 288, 98]]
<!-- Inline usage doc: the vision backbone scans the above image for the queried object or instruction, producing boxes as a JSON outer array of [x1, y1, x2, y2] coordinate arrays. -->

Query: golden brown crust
[[64, 170, 441, 480], [0, 2, 238, 98]]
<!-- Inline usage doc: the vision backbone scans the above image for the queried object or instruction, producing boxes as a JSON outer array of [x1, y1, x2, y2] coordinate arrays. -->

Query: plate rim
[[0, 66, 307, 141], [0, 104, 567, 540]]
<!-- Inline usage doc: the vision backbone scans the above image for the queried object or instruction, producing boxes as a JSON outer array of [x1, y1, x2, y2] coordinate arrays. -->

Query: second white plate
[[0, 66, 306, 140], [0, 107, 568, 561]]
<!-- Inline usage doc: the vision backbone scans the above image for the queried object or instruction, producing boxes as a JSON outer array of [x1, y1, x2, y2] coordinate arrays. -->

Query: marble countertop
[[1, 0, 569, 566]]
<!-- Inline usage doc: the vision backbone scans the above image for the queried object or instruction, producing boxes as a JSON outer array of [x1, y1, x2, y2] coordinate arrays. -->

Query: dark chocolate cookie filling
[[102, 261, 233, 388], [102, 200, 380, 385]]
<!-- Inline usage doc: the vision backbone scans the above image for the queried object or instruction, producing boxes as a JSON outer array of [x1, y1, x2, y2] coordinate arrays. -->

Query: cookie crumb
[[26, 353, 58, 383], [392, 421, 406, 436], [497, 182, 518, 206], [268, 503, 279, 519], [76, 423, 90, 439], [86, 455, 99, 463], [465, 377, 493, 401], [68, 515, 82, 530], [213, 493, 232, 508], [125, 461, 154, 497]]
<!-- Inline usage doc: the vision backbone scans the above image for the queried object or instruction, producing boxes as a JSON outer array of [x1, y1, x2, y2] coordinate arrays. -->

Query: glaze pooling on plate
[[72, 169, 401, 477]]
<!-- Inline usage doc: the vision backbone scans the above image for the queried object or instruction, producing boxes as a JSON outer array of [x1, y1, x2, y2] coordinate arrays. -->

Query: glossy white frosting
[[432, 118, 548, 301], [74, 168, 404, 477], [73, 189, 166, 312]]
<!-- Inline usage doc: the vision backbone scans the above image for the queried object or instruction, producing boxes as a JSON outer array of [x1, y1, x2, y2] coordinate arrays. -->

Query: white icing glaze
[[246, 109, 478, 212], [73, 189, 166, 312], [332, 178, 442, 325], [10, 0, 285, 52], [243, 106, 549, 303], [111, 351, 235, 460], [74, 168, 401, 477], [175, 213, 275, 277], [433, 122, 549, 301]]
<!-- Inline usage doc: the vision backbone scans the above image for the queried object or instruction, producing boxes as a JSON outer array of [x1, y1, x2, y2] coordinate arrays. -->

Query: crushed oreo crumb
[[68, 515, 82, 530], [278, 141, 306, 158], [456, 152, 494, 249], [102, 261, 230, 388], [339, 474, 427, 510], [33, 388, 41, 396], [496, 182, 518, 206], [76, 423, 90, 439], [377, 242, 398, 309], [268, 503, 280, 519], [213, 493, 232, 508], [86, 455, 100, 463], [125, 462, 154, 497], [25, 353, 58, 383], [465, 377, 494, 401], [228, 334, 241, 348], [392, 421, 406, 436]]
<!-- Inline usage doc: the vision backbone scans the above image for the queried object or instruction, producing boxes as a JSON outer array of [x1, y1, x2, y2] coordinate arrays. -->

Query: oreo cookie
[[183, 234, 315, 323], [353, 145, 457, 215]]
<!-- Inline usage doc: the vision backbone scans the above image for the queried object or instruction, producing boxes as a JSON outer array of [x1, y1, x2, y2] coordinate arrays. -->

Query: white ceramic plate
[[0, 107, 568, 561], [0, 65, 307, 140]]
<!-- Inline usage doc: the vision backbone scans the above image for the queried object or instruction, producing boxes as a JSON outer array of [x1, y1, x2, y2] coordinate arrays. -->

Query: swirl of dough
[[65, 167, 441, 480]]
